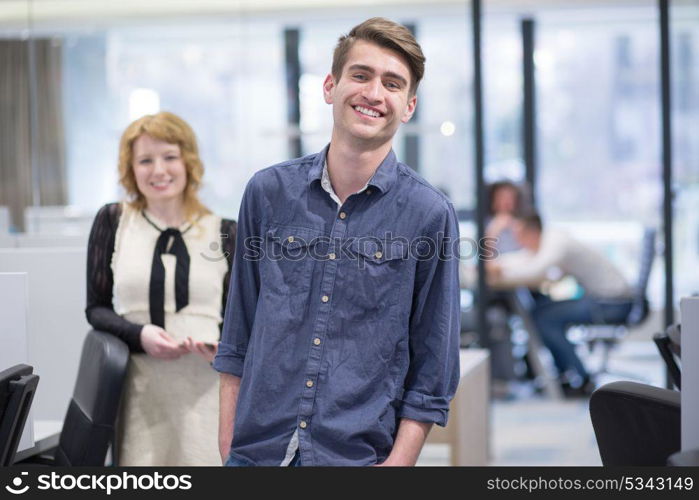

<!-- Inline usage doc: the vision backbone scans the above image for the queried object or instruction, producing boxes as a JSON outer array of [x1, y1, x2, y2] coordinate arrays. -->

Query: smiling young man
[[214, 17, 461, 466]]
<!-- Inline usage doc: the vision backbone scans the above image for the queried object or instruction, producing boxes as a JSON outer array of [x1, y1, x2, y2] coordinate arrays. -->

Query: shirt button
[[313, 338, 321, 346], [321, 295, 329, 303], [306, 380, 314, 388], [287, 236, 294, 243], [339, 212, 347, 219], [328, 252, 336, 260], [366, 189, 372, 195], [375, 251, 383, 259], [299, 421, 307, 429]]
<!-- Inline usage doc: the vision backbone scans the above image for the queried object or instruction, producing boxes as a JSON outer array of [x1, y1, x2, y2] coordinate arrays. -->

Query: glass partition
[[671, 0, 699, 304], [0, 0, 31, 233], [535, 4, 664, 314]]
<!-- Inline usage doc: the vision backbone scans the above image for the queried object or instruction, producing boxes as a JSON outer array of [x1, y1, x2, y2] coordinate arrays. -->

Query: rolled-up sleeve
[[398, 201, 461, 426], [213, 177, 262, 377]]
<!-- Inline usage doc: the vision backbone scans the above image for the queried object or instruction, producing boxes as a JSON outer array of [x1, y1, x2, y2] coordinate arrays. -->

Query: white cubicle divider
[[0, 248, 89, 422], [0, 233, 89, 249], [24, 205, 95, 236], [14, 233, 89, 249], [0, 272, 34, 450], [680, 298, 699, 451], [0, 234, 14, 248]]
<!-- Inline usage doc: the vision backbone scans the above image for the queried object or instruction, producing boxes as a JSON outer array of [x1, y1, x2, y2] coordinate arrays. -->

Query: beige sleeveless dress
[[112, 204, 228, 466]]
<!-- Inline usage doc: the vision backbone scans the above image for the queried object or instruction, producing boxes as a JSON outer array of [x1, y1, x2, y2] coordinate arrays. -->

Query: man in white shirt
[[487, 213, 634, 395]]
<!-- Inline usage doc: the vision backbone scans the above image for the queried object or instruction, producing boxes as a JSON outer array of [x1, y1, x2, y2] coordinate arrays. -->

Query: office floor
[[416, 339, 666, 466]]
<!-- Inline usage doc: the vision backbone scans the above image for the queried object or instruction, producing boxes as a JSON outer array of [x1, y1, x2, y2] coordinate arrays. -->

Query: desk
[[14, 420, 62, 462], [668, 449, 699, 466], [681, 298, 699, 451], [425, 348, 490, 466]]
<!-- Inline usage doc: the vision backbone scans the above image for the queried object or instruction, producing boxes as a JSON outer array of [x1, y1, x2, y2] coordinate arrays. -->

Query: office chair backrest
[[54, 330, 129, 466], [590, 381, 680, 466], [666, 323, 681, 355], [653, 324, 681, 390], [0, 364, 40, 466], [626, 227, 656, 325]]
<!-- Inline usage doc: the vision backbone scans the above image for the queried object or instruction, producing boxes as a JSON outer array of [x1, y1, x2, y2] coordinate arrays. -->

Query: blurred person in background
[[485, 180, 529, 253], [460, 181, 531, 395], [85, 111, 236, 465], [486, 212, 634, 397]]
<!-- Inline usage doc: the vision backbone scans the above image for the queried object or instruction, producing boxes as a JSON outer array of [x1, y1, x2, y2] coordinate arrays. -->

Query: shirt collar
[[308, 143, 399, 195], [320, 161, 347, 208]]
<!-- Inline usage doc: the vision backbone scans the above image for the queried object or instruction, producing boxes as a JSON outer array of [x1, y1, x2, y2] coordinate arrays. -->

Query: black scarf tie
[[147, 225, 191, 328]]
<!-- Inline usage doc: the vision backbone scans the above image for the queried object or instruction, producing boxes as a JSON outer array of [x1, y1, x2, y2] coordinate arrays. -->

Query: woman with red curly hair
[[85, 111, 236, 465]]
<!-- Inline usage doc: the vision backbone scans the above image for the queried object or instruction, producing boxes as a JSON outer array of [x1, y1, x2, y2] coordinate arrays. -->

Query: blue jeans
[[531, 296, 632, 379], [224, 450, 302, 467]]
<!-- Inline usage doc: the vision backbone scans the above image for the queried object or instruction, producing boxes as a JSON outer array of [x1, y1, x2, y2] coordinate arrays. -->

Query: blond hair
[[118, 111, 210, 221]]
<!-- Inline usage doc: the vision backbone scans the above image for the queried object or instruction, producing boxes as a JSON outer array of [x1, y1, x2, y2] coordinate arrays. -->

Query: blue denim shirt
[[213, 146, 461, 466]]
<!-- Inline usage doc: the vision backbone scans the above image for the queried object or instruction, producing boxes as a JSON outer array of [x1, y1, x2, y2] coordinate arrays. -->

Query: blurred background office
[[1, 0, 697, 466]]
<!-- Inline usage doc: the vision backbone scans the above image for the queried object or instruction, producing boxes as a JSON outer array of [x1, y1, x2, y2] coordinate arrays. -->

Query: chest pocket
[[342, 239, 409, 316], [261, 225, 323, 296]]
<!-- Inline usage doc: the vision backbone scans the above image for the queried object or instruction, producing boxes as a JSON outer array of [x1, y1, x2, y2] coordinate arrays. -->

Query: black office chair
[[0, 364, 40, 466], [653, 323, 681, 390], [579, 227, 656, 376], [590, 381, 680, 465], [18, 330, 129, 466]]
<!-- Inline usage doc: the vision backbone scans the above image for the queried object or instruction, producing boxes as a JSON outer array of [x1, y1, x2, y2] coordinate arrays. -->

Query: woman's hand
[[183, 336, 218, 363], [486, 213, 514, 239], [140, 324, 189, 359]]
